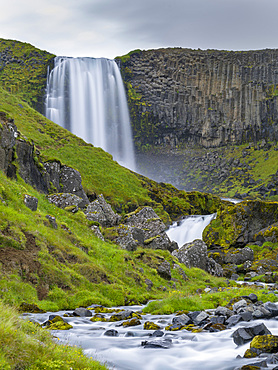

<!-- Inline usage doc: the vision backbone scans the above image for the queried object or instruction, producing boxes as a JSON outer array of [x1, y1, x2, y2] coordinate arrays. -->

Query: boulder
[[224, 247, 254, 265], [110, 206, 177, 252], [124, 207, 166, 239], [244, 334, 278, 357], [141, 338, 172, 349], [24, 195, 38, 211], [73, 307, 92, 317], [47, 193, 84, 209], [172, 239, 222, 276], [156, 260, 171, 280], [85, 194, 121, 227], [232, 323, 271, 346]]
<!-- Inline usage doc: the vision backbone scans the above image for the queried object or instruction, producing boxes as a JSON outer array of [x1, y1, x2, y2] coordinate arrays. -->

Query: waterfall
[[166, 214, 216, 248], [45, 56, 136, 170]]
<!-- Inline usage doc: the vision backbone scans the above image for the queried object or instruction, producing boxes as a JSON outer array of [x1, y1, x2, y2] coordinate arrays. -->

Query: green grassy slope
[[0, 85, 222, 221]]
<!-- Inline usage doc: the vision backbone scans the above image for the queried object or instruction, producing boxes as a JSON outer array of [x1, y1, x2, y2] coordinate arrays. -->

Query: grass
[[0, 300, 107, 369], [143, 284, 278, 314]]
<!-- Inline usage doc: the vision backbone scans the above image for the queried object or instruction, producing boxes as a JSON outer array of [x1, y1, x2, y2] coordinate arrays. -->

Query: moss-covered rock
[[244, 335, 278, 357], [143, 321, 161, 330], [203, 200, 278, 249]]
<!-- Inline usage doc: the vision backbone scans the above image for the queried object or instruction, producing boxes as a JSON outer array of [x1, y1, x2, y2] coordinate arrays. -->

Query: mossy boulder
[[44, 315, 73, 330], [244, 335, 278, 357], [144, 321, 161, 330], [203, 200, 278, 249], [254, 222, 278, 244]]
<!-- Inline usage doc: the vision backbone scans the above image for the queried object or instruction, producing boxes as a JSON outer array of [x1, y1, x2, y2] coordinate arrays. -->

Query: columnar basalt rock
[[118, 48, 278, 149]]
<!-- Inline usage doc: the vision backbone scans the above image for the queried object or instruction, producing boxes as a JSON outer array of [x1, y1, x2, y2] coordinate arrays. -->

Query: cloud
[[0, 0, 277, 58]]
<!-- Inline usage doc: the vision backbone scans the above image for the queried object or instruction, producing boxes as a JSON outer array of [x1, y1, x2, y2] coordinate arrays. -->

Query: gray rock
[[104, 329, 119, 336], [124, 207, 166, 239], [215, 306, 233, 318], [91, 225, 105, 241], [233, 299, 248, 313], [47, 193, 84, 209], [193, 311, 209, 325], [141, 338, 172, 349], [24, 194, 38, 211], [156, 260, 171, 280], [226, 315, 243, 327], [145, 278, 153, 290], [115, 225, 144, 251], [172, 239, 221, 276], [264, 302, 278, 317], [224, 247, 254, 265], [232, 323, 271, 346], [85, 194, 121, 227], [172, 314, 191, 326], [59, 166, 89, 205], [46, 215, 57, 229], [73, 307, 92, 317]]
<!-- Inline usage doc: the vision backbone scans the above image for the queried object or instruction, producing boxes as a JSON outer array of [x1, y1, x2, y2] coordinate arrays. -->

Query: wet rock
[[215, 306, 233, 318], [226, 315, 243, 328], [150, 330, 164, 338], [144, 321, 161, 330], [233, 299, 248, 313], [73, 307, 92, 317], [43, 315, 73, 330], [232, 323, 271, 346], [172, 314, 191, 326], [244, 334, 278, 357], [104, 329, 119, 337], [141, 338, 172, 349], [24, 195, 38, 211], [124, 207, 166, 239], [122, 318, 141, 327]]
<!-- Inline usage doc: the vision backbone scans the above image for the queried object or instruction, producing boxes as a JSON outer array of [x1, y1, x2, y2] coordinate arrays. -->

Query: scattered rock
[[23, 195, 38, 211]]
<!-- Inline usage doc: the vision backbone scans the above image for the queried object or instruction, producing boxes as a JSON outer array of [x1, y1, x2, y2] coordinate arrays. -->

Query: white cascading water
[[166, 214, 216, 248], [45, 56, 136, 170]]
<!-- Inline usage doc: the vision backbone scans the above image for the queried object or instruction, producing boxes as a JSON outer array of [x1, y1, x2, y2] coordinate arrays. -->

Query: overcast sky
[[1, 0, 278, 59]]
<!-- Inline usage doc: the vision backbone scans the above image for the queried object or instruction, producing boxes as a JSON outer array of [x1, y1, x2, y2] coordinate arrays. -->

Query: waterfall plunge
[[45, 57, 136, 170]]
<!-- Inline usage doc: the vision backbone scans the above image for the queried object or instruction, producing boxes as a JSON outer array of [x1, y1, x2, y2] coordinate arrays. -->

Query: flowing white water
[[45, 57, 136, 170], [28, 308, 278, 370], [166, 214, 216, 248]]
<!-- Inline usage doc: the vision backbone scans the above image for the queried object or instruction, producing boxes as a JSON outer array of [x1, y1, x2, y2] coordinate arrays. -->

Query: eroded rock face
[[203, 200, 278, 249], [119, 48, 278, 150], [172, 239, 223, 276]]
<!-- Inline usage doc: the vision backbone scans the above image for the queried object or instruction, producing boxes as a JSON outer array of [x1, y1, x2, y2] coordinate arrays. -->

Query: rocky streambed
[[26, 293, 278, 370]]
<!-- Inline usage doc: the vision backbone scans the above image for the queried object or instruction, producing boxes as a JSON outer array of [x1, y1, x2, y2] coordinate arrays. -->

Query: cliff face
[[0, 39, 55, 113], [118, 48, 278, 149]]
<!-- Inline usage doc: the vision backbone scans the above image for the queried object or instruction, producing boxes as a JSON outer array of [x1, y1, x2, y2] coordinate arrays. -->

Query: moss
[[244, 335, 278, 358], [122, 318, 141, 327], [143, 321, 161, 330]]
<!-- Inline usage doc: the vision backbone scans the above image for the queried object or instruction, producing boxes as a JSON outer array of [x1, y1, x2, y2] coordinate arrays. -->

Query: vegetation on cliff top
[[0, 38, 55, 111]]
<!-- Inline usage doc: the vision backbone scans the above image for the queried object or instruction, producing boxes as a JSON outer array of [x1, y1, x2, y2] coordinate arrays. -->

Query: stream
[[28, 213, 278, 369], [27, 307, 278, 370]]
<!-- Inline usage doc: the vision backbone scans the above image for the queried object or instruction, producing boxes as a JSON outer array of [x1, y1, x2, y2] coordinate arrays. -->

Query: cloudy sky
[[1, 0, 278, 59]]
